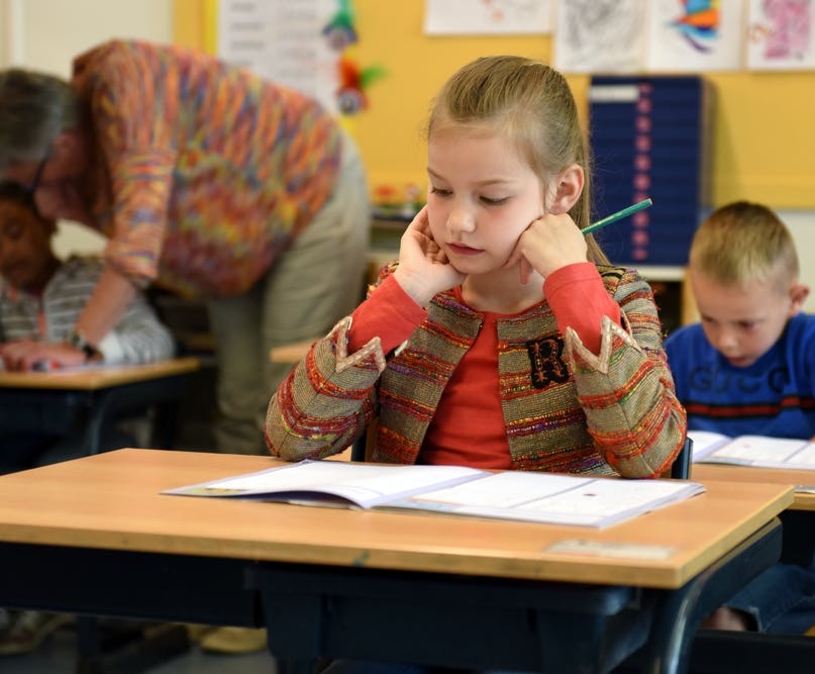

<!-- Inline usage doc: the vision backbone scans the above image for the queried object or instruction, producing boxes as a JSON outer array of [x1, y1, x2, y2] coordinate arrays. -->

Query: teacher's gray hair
[[0, 68, 80, 170]]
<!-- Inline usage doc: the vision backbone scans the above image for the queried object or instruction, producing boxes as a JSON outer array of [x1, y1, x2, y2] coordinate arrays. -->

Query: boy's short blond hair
[[689, 201, 799, 290]]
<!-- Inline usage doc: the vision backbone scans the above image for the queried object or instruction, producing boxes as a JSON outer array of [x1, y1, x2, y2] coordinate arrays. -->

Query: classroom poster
[[423, 0, 553, 35], [747, 0, 815, 70], [218, 0, 342, 114], [646, 0, 746, 72], [554, 0, 649, 73]]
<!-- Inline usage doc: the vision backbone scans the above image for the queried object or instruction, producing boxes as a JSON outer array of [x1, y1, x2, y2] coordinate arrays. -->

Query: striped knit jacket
[[266, 264, 687, 478]]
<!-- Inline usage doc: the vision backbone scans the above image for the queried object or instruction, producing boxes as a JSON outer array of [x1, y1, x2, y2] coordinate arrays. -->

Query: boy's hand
[[0, 339, 89, 371], [504, 213, 588, 284], [393, 206, 465, 306]]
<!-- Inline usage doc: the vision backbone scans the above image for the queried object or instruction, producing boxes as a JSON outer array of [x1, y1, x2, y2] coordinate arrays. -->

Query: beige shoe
[[185, 623, 216, 642], [198, 626, 267, 654]]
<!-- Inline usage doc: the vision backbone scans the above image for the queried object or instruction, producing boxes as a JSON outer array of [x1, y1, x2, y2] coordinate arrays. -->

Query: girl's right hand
[[393, 206, 465, 307]]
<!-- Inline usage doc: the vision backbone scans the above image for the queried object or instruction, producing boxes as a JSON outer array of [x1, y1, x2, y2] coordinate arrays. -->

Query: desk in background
[[692, 464, 815, 513], [681, 463, 815, 674], [0, 357, 200, 455], [0, 448, 793, 674]]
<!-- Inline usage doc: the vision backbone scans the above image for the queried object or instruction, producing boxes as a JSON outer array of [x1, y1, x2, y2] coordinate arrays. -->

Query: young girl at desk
[[266, 55, 686, 481]]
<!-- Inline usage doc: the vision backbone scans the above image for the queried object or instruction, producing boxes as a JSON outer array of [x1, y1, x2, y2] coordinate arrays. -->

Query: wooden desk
[[0, 358, 200, 454], [0, 357, 200, 390], [682, 463, 815, 674], [0, 449, 793, 674], [693, 464, 815, 511]]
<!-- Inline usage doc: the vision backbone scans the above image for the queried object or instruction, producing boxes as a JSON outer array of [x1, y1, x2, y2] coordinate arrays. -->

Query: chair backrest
[[351, 418, 378, 462], [670, 436, 693, 480]]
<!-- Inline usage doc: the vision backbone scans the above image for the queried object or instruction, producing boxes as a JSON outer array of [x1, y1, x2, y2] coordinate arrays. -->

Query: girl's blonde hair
[[426, 55, 608, 265], [690, 201, 799, 290]]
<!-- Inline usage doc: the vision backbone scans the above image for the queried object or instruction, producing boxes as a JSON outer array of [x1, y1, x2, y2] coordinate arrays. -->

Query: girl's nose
[[446, 202, 475, 235]]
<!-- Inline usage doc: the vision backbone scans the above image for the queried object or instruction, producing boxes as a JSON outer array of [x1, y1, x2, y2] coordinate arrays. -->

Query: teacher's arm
[[74, 266, 138, 345], [72, 45, 180, 346]]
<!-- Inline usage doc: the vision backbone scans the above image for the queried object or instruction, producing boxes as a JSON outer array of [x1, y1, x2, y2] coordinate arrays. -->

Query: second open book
[[690, 430, 815, 470], [165, 459, 704, 529]]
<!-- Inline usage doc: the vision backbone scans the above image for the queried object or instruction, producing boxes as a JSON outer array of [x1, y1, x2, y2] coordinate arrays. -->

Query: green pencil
[[582, 198, 653, 235]]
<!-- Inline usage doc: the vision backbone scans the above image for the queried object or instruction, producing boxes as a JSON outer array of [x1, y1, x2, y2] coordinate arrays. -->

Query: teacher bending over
[[0, 39, 371, 456]]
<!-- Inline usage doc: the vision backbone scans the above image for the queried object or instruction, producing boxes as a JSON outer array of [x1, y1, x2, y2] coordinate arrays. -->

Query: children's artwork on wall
[[554, 0, 649, 73], [747, 0, 815, 70], [217, 0, 383, 116], [646, 0, 745, 72], [218, 0, 341, 113], [424, 0, 553, 35]]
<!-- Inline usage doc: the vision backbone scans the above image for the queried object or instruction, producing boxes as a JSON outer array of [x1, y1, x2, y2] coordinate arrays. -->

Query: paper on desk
[[690, 431, 815, 470], [389, 471, 705, 528], [166, 460, 706, 529]]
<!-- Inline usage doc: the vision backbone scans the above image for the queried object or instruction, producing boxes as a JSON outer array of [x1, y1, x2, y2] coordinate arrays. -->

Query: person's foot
[[198, 626, 267, 654], [0, 610, 72, 655]]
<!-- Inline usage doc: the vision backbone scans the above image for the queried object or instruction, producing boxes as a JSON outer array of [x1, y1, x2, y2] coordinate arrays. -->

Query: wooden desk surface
[[0, 449, 792, 590], [693, 463, 815, 511], [0, 357, 200, 390]]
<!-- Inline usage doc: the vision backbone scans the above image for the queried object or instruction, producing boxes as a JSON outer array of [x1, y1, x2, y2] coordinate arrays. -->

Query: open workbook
[[164, 460, 705, 529], [690, 430, 815, 469]]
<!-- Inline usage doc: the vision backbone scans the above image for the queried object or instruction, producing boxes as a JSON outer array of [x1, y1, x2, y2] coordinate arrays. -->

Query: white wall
[[782, 212, 815, 312], [2, 0, 814, 313], [0, 0, 172, 259]]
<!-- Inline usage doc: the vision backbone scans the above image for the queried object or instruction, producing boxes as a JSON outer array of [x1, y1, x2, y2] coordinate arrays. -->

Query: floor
[[3, 622, 278, 674]]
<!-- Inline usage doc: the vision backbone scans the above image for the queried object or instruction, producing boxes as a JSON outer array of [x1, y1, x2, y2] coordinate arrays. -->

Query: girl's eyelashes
[[429, 186, 510, 206]]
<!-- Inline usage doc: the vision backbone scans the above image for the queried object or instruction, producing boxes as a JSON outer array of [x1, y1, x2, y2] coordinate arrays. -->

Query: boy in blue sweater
[[665, 201, 815, 633]]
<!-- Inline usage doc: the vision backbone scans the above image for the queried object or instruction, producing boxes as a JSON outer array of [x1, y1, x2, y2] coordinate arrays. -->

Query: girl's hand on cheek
[[394, 206, 465, 307], [505, 213, 588, 283]]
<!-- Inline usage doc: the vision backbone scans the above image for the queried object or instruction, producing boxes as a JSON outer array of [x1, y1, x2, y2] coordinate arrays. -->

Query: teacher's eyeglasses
[[25, 148, 52, 196]]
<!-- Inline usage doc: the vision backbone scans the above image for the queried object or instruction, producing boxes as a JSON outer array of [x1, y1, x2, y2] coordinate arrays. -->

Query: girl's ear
[[546, 164, 584, 215]]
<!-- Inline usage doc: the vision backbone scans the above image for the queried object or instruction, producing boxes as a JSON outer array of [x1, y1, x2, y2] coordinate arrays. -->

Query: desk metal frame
[[0, 371, 192, 454], [0, 520, 783, 674]]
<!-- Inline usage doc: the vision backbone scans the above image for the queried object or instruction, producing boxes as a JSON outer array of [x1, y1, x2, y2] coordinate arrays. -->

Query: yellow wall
[[174, 0, 815, 209]]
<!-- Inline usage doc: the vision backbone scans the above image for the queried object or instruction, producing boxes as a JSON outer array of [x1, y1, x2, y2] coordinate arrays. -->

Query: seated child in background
[[0, 180, 176, 469], [0, 181, 175, 655], [665, 201, 815, 634], [266, 55, 686, 481], [0, 182, 175, 374]]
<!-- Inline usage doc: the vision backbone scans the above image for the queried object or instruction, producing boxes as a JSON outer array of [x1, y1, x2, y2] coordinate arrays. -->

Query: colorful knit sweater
[[71, 39, 342, 299], [266, 264, 686, 478]]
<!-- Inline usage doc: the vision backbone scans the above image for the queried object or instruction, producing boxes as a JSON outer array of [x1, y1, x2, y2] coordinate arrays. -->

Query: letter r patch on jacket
[[526, 337, 569, 389]]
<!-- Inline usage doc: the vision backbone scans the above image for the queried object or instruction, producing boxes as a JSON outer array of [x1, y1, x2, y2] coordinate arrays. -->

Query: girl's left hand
[[504, 213, 588, 284]]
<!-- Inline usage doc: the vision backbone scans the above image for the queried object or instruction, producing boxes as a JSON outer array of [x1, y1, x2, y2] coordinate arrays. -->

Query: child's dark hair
[[0, 180, 39, 211], [426, 55, 608, 265]]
